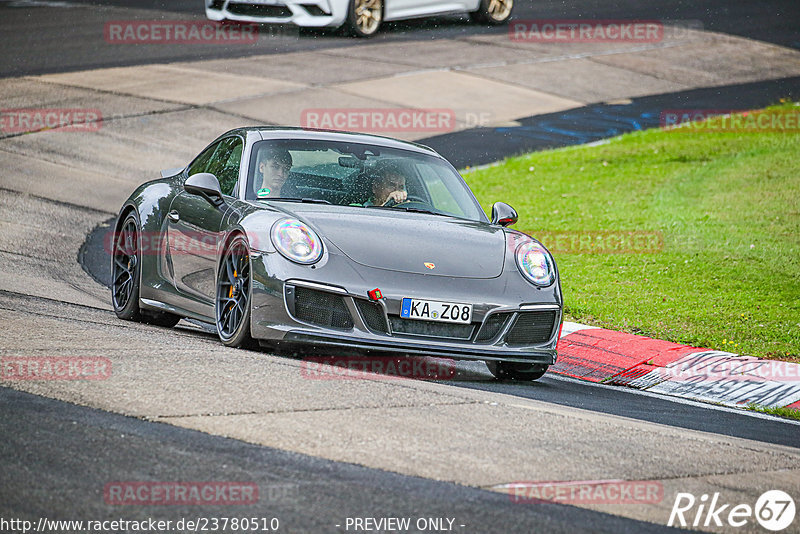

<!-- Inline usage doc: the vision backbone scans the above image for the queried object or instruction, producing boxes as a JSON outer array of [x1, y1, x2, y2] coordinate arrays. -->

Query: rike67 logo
[[668, 490, 795, 531]]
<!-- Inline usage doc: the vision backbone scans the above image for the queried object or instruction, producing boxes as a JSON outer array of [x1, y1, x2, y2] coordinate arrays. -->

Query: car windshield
[[246, 139, 488, 222]]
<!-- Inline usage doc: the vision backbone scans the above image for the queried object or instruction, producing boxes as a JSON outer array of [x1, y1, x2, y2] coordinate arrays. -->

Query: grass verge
[[466, 102, 800, 361], [747, 404, 800, 422]]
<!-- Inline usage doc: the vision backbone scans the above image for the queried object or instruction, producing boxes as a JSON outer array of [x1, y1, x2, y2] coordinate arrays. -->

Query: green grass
[[748, 404, 800, 422], [465, 102, 800, 361]]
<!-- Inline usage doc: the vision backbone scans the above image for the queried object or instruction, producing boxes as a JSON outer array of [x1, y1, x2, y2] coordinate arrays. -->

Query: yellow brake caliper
[[228, 269, 237, 312]]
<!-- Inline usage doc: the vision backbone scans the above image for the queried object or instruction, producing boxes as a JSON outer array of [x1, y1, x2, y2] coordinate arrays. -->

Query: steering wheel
[[384, 195, 430, 208]]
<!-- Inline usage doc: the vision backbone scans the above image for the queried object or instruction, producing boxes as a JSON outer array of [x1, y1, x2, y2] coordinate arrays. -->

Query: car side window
[[207, 137, 243, 197], [415, 163, 466, 217], [186, 138, 243, 197], [187, 141, 220, 178]]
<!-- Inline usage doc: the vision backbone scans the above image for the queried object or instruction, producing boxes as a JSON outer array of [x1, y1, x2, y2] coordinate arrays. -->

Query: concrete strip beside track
[[36, 65, 307, 107], [1, 30, 795, 143]]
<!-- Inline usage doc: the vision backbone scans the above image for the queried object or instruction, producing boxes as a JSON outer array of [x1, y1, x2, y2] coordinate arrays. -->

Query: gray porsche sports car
[[111, 128, 562, 380]]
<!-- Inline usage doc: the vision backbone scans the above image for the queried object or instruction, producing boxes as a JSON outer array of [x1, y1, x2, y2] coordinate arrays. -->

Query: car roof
[[232, 127, 441, 158]]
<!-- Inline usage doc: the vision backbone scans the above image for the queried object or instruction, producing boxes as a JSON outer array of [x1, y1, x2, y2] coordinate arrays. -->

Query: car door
[[385, 0, 467, 20], [384, 0, 426, 20], [167, 136, 243, 311]]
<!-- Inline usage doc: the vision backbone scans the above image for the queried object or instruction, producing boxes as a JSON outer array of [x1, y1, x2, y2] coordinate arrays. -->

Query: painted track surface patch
[[555, 327, 800, 409]]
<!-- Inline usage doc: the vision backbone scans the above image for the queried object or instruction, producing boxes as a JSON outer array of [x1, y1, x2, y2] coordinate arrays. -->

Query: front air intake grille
[[505, 311, 557, 346], [475, 312, 511, 342], [208, 0, 226, 10], [389, 316, 474, 340], [300, 4, 328, 16], [355, 299, 388, 333], [227, 3, 292, 17], [292, 286, 353, 330]]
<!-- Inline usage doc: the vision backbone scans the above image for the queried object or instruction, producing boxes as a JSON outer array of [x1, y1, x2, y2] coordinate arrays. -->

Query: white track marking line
[[548, 373, 800, 426]]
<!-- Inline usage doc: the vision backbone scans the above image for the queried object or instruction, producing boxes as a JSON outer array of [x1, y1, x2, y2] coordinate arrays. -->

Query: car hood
[[288, 206, 506, 278]]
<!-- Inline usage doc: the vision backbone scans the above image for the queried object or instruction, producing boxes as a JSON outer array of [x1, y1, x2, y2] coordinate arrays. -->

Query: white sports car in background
[[205, 0, 513, 37]]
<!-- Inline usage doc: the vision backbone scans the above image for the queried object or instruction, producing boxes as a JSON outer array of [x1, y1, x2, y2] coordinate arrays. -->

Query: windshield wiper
[[262, 197, 331, 205], [365, 205, 447, 217]]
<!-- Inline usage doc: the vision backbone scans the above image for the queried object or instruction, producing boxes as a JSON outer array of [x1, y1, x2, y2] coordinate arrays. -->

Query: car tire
[[111, 211, 181, 327], [216, 234, 257, 349], [111, 211, 144, 322], [470, 0, 513, 25], [343, 0, 383, 37], [487, 361, 548, 381]]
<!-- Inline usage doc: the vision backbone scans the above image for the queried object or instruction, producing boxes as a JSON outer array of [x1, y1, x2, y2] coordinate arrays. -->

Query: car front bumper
[[205, 0, 347, 28], [249, 250, 562, 365]]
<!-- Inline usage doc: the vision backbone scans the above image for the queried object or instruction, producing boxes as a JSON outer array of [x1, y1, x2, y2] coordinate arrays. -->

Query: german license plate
[[400, 298, 473, 324]]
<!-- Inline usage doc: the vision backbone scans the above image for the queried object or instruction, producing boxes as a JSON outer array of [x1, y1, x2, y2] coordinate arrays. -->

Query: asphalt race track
[[1, 1, 800, 532], [0, 0, 798, 77], [0, 387, 680, 534]]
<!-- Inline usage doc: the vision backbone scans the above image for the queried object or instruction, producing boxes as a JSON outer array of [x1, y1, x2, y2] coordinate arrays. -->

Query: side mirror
[[185, 173, 224, 208], [491, 202, 518, 227]]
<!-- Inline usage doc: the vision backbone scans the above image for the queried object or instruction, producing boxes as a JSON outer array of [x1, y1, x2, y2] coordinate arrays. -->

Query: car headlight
[[516, 241, 555, 286], [270, 218, 323, 265]]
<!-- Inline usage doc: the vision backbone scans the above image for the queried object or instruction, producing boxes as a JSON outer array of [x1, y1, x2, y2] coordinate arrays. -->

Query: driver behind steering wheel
[[365, 159, 407, 207]]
